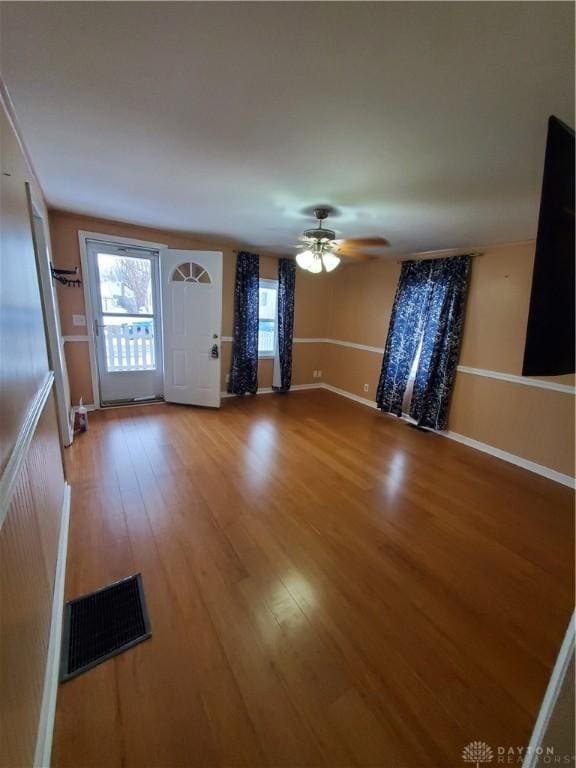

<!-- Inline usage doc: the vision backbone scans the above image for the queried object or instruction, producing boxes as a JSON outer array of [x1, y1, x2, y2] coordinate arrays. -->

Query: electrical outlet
[[363, 383, 369, 392], [312, 370, 317, 378], [225, 373, 230, 383], [317, 370, 322, 378], [72, 314, 86, 327]]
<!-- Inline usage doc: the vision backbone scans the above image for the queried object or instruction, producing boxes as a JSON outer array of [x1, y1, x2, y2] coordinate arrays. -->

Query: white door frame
[[26, 187, 73, 446], [78, 231, 167, 408]]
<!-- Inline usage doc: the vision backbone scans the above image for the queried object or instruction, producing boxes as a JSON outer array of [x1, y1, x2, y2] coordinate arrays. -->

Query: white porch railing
[[103, 323, 156, 371]]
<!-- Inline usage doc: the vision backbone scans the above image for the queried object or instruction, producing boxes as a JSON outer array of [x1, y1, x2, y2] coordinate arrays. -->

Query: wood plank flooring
[[52, 390, 574, 768]]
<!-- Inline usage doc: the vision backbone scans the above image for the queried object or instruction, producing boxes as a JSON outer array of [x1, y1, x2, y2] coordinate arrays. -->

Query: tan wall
[[50, 212, 574, 477], [0, 108, 49, 471], [328, 259, 401, 347], [1, 96, 66, 768], [0, 393, 65, 768], [450, 374, 574, 476], [49, 211, 330, 402], [323, 242, 575, 478]]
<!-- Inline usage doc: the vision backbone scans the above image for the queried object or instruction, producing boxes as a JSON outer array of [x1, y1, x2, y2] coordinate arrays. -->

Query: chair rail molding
[[279, 338, 576, 395], [456, 365, 575, 394], [0, 371, 54, 529], [62, 335, 90, 343]]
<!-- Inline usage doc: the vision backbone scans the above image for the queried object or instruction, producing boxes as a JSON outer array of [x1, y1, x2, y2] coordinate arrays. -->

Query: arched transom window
[[171, 262, 212, 284]]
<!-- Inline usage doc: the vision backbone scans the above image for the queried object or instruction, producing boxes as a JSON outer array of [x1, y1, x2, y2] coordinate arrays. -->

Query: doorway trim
[[27, 190, 73, 447], [78, 231, 167, 408]]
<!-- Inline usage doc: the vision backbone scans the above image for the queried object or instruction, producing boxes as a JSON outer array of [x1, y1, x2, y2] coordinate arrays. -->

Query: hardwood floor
[[52, 390, 574, 768]]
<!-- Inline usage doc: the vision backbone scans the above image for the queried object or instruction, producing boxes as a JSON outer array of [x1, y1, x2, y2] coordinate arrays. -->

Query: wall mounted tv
[[522, 115, 575, 377]]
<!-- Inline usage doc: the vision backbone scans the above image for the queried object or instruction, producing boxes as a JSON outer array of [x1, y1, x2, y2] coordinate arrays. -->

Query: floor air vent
[[60, 573, 151, 682]]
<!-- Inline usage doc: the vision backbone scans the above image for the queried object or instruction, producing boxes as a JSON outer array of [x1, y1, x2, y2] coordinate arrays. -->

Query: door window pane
[[97, 253, 153, 314], [102, 316, 156, 372]]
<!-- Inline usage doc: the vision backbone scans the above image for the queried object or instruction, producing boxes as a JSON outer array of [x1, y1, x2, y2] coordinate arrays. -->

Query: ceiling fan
[[294, 208, 389, 273]]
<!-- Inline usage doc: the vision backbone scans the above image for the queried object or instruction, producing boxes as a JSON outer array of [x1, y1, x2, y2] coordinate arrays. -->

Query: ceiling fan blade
[[334, 248, 372, 261], [339, 237, 389, 248]]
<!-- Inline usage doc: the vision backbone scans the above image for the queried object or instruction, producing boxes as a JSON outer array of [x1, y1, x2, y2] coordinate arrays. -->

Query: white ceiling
[[1, 2, 574, 257]]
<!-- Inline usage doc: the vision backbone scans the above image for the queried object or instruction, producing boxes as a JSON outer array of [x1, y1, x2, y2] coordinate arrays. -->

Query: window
[[258, 279, 278, 358], [171, 262, 211, 284]]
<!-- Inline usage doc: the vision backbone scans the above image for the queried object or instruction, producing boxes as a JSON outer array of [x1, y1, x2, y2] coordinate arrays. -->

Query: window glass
[[171, 262, 212, 284], [97, 253, 153, 314], [258, 281, 277, 357]]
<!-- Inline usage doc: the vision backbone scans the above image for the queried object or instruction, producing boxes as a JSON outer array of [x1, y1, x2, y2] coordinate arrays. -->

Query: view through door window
[[97, 252, 157, 372]]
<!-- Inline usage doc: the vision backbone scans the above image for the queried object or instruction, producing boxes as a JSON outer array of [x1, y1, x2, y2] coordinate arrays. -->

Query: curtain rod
[[396, 250, 482, 264], [230, 248, 482, 262]]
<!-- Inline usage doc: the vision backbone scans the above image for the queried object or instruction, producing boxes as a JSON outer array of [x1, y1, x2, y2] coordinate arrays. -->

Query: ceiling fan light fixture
[[294, 207, 388, 273], [296, 250, 314, 270], [308, 254, 323, 274], [322, 253, 341, 272]]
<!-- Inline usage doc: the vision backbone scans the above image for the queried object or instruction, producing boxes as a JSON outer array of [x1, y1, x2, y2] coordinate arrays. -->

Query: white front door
[[87, 240, 163, 405], [161, 249, 222, 408]]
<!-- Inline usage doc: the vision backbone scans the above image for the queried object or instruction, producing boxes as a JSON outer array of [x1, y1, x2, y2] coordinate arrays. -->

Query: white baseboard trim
[[322, 383, 379, 409], [318, 384, 575, 488], [34, 482, 71, 768], [291, 383, 324, 391], [212, 381, 573, 487], [441, 430, 575, 488], [522, 611, 575, 768], [221, 383, 322, 398], [72, 403, 97, 412]]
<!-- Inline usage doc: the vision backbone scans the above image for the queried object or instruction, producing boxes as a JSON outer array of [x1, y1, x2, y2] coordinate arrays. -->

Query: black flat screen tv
[[522, 115, 575, 377]]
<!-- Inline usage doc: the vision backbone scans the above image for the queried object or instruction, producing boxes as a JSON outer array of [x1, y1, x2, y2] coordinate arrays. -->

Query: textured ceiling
[[1, 2, 574, 256]]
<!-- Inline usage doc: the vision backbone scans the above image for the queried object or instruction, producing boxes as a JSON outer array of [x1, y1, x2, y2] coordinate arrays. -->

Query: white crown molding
[[0, 77, 47, 200], [0, 371, 54, 530], [34, 483, 71, 768]]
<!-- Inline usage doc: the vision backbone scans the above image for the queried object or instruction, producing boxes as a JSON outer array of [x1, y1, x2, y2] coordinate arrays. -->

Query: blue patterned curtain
[[228, 251, 259, 395], [410, 255, 471, 429], [273, 258, 296, 392], [376, 255, 471, 429], [376, 260, 434, 416]]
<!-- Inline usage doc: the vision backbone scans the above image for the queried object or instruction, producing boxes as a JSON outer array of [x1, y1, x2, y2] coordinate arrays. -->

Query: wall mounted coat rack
[[51, 263, 82, 287]]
